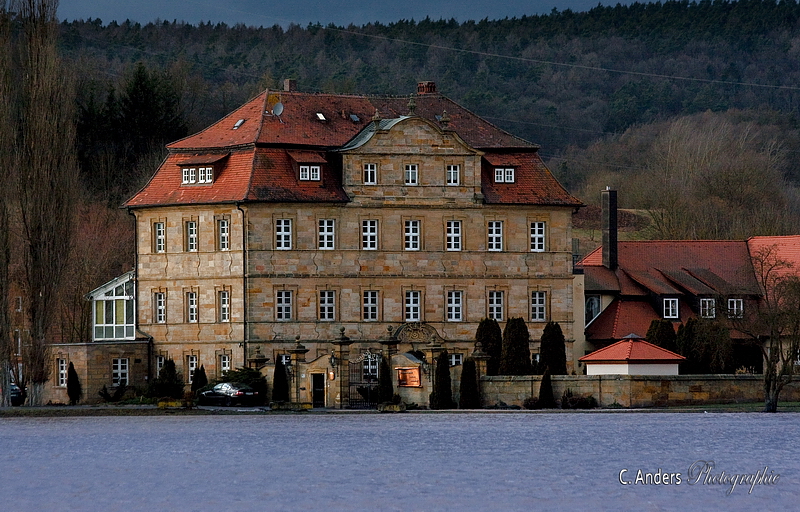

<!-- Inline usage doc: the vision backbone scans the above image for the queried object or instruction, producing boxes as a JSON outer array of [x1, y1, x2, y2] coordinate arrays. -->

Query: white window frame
[[154, 222, 165, 253], [219, 290, 230, 322], [494, 167, 514, 183], [447, 290, 463, 322], [362, 220, 378, 250], [186, 221, 198, 252], [405, 220, 420, 251], [182, 168, 197, 184], [405, 164, 418, 186], [187, 292, 198, 323], [363, 291, 379, 321], [198, 167, 213, 184], [112, 358, 128, 387], [276, 290, 293, 321], [663, 298, 679, 319], [488, 291, 504, 321], [363, 163, 377, 185], [57, 358, 67, 387], [530, 222, 546, 252], [531, 291, 547, 322], [156, 355, 165, 377], [446, 220, 461, 251], [276, 219, 292, 250], [219, 354, 231, 374], [218, 219, 230, 251], [154, 292, 166, 324], [405, 290, 421, 322], [182, 168, 190, 184], [93, 280, 136, 341], [488, 221, 503, 252], [319, 290, 336, 321], [700, 298, 716, 319], [449, 353, 463, 366], [187, 355, 198, 384], [300, 165, 321, 181], [728, 298, 744, 318], [446, 164, 460, 185], [318, 219, 335, 250]]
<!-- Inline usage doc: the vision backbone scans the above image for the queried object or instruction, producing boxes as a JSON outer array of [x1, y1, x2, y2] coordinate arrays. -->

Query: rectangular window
[[494, 168, 514, 183], [198, 167, 213, 184], [700, 298, 716, 318], [220, 354, 231, 374], [112, 358, 128, 387], [530, 222, 546, 252], [319, 290, 336, 321], [186, 221, 198, 252], [488, 221, 503, 252], [405, 220, 420, 251], [446, 220, 461, 251], [488, 291, 504, 321], [447, 291, 463, 322], [586, 295, 601, 325], [57, 358, 67, 387], [187, 355, 198, 384], [363, 163, 377, 185], [363, 291, 379, 321], [219, 290, 230, 322], [218, 219, 230, 251], [300, 165, 321, 181], [446, 164, 460, 185], [728, 298, 744, 318], [405, 290, 421, 322], [405, 164, 418, 185], [362, 220, 378, 250], [187, 292, 198, 323], [154, 292, 166, 324], [449, 353, 463, 367], [318, 219, 335, 250], [182, 168, 190, 184], [663, 298, 679, 319], [531, 291, 547, 322], [154, 222, 165, 253], [276, 219, 292, 250], [276, 290, 292, 320], [156, 355, 165, 377]]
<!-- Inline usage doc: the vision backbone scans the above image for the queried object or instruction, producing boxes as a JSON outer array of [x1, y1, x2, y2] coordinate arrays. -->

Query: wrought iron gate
[[348, 351, 381, 409]]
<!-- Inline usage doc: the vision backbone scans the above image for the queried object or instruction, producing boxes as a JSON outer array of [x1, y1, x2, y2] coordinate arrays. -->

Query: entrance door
[[311, 373, 325, 408]]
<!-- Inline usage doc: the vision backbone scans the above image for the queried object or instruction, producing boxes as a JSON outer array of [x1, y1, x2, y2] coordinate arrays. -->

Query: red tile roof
[[481, 153, 582, 206], [585, 300, 665, 341], [747, 235, 800, 280], [579, 338, 685, 363]]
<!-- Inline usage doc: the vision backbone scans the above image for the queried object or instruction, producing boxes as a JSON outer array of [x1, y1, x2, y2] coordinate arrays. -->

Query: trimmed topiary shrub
[[539, 322, 568, 375], [458, 358, 481, 409], [537, 368, 557, 409], [378, 356, 394, 404], [499, 317, 533, 375], [66, 362, 82, 405], [191, 365, 208, 394], [429, 350, 454, 409], [272, 359, 290, 403], [476, 318, 502, 376]]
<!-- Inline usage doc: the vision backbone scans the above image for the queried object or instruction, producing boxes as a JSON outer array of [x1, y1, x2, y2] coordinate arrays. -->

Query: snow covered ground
[[0, 412, 797, 511]]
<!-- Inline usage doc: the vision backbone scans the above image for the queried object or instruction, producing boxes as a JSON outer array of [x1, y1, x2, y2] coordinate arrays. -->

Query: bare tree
[[12, 0, 79, 404], [733, 245, 800, 412], [0, 1, 13, 406]]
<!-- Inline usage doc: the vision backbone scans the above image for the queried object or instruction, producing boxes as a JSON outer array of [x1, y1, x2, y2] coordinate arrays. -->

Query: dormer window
[[700, 298, 716, 318], [663, 298, 679, 319], [198, 167, 213, 184], [300, 165, 321, 181], [182, 168, 196, 184], [494, 168, 515, 183], [182, 166, 213, 185]]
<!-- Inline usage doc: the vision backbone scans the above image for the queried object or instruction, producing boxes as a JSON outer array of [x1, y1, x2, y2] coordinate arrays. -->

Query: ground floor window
[[57, 358, 67, 387], [112, 358, 128, 387]]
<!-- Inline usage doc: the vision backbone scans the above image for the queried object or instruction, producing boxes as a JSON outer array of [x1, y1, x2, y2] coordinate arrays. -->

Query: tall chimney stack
[[601, 188, 618, 270]]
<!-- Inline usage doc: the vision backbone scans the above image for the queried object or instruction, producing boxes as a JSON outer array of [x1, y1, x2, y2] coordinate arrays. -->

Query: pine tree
[[475, 318, 502, 376], [539, 321, 568, 375], [191, 364, 208, 393], [272, 359, 290, 402], [430, 350, 453, 409], [499, 317, 533, 375], [66, 362, 82, 405], [646, 319, 678, 352], [378, 356, 393, 403], [146, 359, 184, 399], [458, 358, 481, 409]]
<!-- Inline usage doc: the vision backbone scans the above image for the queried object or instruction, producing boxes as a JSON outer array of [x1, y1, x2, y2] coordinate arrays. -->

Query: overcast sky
[[58, 0, 632, 27]]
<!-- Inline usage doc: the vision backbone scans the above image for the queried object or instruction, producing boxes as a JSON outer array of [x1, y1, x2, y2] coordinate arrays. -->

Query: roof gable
[[579, 338, 685, 363]]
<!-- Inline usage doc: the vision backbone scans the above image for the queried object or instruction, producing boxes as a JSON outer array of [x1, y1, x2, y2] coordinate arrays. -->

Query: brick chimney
[[284, 79, 297, 92], [417, 81, 437, 94], [601, 188, 618, 270]]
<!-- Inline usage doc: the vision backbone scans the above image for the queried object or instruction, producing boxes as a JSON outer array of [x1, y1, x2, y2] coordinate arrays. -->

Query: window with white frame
[[362, 220, 378, 250], [185, 221, 198, 252], [446, 220, 461, 251], [219, 354, 231, 374], [218, 218, 230, 251], [585, 295, 601, 326], [363, 163, 377, 184], [319, 290, 336, 321], [198, 167, 213, 184], [154, 292, 166, 324], [700, 298, 716, 318], [663, 298, 679, 319], [531, 291, 547, 321], [219, 290, 230, 322], [405, 220, 420, 251], [405, 290, 421, 322], [488, 221, 503, 251], [318, 219, 335, 250], [728, 298, 744, 318], [449, 353, 463, 366], [154, 222, 166, 253], [112, 358, 128, 387], [300, 165, 321, 181], [186, 292, 198, 323], [447, 290, 463, 322], [276, 290, 292, 320], [187, 355, 198, 384], [182, 168, 197, 184], [93, 279, 135, 341], [494, 168, 515, 183], [156, 355, 165, 377], [276, 219, 292, 250], [404, 164, 418, 185], [530, 222, 546, 252], [488, 291, 504, 321], [446, 164, 460, 185], [363, 291, 379, 321], [57, 358, 67, 387]]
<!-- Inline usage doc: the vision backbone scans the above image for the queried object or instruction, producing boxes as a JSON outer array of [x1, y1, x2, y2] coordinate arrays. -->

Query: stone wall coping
[[482, 374, 763, 382]]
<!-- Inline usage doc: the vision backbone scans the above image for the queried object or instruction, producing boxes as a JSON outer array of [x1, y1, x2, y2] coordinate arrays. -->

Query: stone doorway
[[311, 373, 325, 408]]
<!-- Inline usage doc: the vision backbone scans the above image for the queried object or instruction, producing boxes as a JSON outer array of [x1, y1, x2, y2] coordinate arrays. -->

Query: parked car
[[1, 383, 24, 406], [198, 382, 259, 406]]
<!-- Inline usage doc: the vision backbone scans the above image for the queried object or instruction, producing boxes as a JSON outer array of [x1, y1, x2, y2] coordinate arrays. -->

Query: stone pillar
[[287, 336, 309, 404], [331, 327, 352, 409], [471, 342, 491, 406], [379, 325, 399, 359]]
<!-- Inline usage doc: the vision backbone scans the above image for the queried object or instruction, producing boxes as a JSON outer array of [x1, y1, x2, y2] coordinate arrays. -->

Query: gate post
[[471, 342, 490, 407], [287, 336, 309, 404], [331, 327, 352, 409]]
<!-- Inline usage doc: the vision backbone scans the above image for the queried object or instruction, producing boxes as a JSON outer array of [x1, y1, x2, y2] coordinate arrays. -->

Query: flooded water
[[0, 412, 797, 511]]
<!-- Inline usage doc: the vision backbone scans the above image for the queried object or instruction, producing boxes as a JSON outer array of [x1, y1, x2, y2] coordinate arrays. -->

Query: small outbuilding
[[579, 334, 685, 376]]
